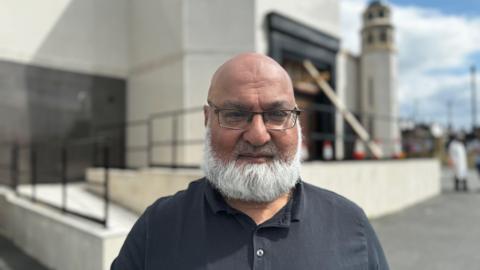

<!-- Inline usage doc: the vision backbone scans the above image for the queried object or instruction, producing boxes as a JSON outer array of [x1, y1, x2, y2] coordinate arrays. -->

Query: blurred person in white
[[467, 134, 480, 178], [448, 133, 468, 191]]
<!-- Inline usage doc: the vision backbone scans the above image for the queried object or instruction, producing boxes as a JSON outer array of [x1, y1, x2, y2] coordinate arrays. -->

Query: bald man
[[111, 53, 389, 270]]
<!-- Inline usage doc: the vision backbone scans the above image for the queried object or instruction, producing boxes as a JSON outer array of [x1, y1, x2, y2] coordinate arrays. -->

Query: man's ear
[[203, 105, 209, 127]]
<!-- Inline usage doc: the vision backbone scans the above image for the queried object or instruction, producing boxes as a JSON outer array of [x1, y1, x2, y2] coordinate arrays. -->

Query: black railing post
[[119, 123, 126, 168], [61, 145, 67, 213], [147, 116, 153, 167], [30, 144, 37, 202], [10, 143, 19, 193], [92, 139, 98, 167], [171, 115, 178, 168], [103, 143, 110, 228]]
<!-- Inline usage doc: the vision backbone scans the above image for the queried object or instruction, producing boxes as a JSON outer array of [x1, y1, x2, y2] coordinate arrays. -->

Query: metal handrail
[[3, 139, 111, 227]]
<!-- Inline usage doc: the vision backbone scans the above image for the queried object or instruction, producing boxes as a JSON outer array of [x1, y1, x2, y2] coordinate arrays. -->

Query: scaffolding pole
[[303, 60, 383, 158]]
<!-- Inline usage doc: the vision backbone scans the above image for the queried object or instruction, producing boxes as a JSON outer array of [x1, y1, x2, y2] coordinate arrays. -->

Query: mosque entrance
[[266, 12, 339, 160]]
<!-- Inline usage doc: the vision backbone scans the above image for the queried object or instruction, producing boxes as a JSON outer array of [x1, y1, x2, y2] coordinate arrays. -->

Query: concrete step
[[16, 183, 138, 229], [0, 233, 49, 270]]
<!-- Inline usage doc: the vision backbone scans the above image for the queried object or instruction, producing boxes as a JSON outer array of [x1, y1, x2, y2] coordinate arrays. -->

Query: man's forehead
[[223, 61, 284, 83], [208, 53, 294, 101], [210, 78, 296, 110]]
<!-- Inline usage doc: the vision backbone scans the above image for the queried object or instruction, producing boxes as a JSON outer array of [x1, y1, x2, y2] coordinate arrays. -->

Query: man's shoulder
[[301, 180, 366, 220]]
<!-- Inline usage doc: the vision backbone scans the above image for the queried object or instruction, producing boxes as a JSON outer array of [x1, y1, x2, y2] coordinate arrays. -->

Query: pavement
[[371, 168, 480, 270], [0, 167, 479, 270], [0, 234, 48, 270]]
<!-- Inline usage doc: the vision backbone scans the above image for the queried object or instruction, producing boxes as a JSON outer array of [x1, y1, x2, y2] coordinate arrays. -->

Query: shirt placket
[[251, 227, 270, 270]]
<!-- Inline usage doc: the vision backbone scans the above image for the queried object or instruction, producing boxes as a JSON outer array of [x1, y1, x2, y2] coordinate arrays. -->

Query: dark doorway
[[267, 12, 340, 160]]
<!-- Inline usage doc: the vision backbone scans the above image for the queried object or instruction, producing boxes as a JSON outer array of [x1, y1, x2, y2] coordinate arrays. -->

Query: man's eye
[[266, 111, 288, 121], [222, 110, 248, 120]]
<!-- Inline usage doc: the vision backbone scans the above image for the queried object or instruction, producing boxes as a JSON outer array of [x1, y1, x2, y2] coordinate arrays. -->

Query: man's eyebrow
[[221, 101, 250, 110], [264, 101, 294, 110], [219, 101, 295, 110]]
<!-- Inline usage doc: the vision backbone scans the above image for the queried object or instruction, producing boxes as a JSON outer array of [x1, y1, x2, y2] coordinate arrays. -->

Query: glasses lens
[[265, 111, 296, 130], [219, 110, 249, 129]]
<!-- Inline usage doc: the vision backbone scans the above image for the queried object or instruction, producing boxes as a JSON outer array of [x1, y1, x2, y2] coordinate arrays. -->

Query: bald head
[[207, 53, 294, 103]]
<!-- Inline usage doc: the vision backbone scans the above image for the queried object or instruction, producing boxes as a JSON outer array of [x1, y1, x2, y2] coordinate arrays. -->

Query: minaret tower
[[360, 0, 400, 157]]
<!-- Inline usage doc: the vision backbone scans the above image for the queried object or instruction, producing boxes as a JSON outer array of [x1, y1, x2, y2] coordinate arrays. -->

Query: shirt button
[[256, 249, 264, 257]]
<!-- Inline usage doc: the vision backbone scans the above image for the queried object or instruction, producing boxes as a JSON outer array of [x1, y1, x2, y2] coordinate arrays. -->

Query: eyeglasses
[[208, 102, 301, 130]]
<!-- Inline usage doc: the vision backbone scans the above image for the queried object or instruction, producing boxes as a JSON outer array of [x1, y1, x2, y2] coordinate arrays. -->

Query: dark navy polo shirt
[[111, 178, 389, 270]]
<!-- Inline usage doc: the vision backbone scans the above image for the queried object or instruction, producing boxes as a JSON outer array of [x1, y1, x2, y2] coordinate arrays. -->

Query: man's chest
[[144, 218, 369, 270]]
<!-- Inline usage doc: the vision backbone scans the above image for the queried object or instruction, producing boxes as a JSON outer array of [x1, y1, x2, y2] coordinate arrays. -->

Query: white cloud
[[340, 0, 480, 129], [340, 0, 366, 55], [394, 6, 480, 74]]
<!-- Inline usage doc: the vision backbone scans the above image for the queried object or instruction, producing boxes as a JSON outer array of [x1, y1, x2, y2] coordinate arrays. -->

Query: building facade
[[0, 0, 399, 170]]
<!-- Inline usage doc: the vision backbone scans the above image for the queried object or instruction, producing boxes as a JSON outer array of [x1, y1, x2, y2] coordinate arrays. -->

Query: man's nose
[[242, 114, 271, 146]]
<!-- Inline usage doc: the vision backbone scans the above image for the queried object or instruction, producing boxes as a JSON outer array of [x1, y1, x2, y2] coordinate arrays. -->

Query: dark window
[[367, 33, 374, 44], [369, 78, 374, 107], [380, 30, 387, 42], [368, 77, 375, 136], [379, 9, 385, 18], [367, 12, 373, 20], [369, 117, 375, 136]]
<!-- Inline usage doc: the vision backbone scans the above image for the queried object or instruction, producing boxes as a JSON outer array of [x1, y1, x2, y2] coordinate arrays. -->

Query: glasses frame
[[207, 101, 302, 131]]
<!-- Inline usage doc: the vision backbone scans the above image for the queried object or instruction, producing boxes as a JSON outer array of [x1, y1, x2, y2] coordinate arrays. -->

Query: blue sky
[[341, 0, 480, 131], [390, 0, 480, 17]]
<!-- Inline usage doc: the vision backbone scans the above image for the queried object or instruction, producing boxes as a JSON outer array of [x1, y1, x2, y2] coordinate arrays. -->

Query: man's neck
[[226, 192, 291, 225]]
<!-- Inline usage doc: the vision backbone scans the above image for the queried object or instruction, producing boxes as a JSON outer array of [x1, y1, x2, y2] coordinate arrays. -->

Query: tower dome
[[362, 0, 394, 52], [369, 0, 387, 7]]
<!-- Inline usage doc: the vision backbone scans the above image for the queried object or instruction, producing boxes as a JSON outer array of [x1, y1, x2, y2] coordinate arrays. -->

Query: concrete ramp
[[0, 184, 138, 270]]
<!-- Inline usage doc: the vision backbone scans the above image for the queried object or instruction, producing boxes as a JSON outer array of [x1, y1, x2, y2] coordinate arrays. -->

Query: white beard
[[202, 125, 302, 203]]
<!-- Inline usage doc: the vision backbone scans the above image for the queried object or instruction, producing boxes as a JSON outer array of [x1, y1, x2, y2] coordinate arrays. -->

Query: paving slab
[[372, 168, 480, 270], [0, 234, 49, 270]]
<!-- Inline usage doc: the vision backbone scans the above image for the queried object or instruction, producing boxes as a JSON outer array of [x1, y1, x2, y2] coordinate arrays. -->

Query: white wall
[[0, 0, 128, 77], [127, 0, 186, 167], [127, 59, 184, 167], [87, 168, 202, 214], [301, 159, 441, 218], [128, 1, 183, 72], [336, 51, 361, 159], [183, 0, 256, 110], [0, 187, 128, 270], [88, 159, 441, 218], [339, 51, 361, 113]]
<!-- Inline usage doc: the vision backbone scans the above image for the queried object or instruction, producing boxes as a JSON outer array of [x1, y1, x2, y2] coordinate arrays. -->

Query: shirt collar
[[203, 178, 305, 223], [290, 180, 305, 222], [203, 178, 238, 215]]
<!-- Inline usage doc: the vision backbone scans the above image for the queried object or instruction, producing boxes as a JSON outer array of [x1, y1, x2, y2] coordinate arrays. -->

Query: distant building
[[338, 0, 400, 159], [0, 0, 399, 171], [361, 0, 400, 157]]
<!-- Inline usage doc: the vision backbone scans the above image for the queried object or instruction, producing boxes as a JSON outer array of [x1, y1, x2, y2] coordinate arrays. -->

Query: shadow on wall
[[0, 0, 128, 182]]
